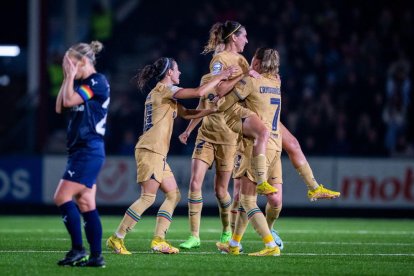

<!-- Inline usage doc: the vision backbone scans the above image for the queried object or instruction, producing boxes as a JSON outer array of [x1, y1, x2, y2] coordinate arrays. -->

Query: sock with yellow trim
[[116, 193, 156, 238], [154, 189, 181, 239], [240, 194, 273, 245], [296, 163, 319, 190], [229, 204, 249, 246]]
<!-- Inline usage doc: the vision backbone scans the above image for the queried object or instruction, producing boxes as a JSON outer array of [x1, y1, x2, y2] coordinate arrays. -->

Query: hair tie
[[224, 24, 242, 40], [158, 58, 170, 78]]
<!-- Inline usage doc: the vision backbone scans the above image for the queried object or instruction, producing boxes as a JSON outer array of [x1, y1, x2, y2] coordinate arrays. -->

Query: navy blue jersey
[[67, 73, 110, 151]]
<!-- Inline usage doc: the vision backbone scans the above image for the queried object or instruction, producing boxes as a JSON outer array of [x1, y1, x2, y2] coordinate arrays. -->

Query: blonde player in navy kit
[[54, 41, 108, 267], [106, 57, 234, 254]]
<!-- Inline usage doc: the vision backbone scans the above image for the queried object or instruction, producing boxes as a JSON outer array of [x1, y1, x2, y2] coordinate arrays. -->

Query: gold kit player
[[215, 48, 283, 256], [106, 57, 234, 254]]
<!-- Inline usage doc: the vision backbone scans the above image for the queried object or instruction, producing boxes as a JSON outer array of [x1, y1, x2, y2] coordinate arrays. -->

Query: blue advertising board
[[0, 157, 42, 203]]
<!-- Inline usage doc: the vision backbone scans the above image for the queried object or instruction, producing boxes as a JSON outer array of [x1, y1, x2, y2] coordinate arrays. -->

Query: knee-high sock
[[59, 201, 83, 250], [216, 192, 232, 232], [188, 191, 203, 237], [231, 204, 249, 245], [82, 209, 102, 257], [240, 194, 274, 246], [230, 199, 239, 233], [154, 189, 181, 239], [265, 203, 282, 229], [252, 154, 267, 185], [296, 163, 319, 190], [116, 193, 156, 238]]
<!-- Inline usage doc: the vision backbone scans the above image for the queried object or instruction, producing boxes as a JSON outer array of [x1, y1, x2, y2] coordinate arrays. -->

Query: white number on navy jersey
[[96, 97, 110, 135]]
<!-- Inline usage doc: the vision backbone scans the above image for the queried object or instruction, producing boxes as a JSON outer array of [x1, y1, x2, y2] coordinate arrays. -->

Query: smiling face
[[234, 27, 248, 53], [169, 61, 181, 85]]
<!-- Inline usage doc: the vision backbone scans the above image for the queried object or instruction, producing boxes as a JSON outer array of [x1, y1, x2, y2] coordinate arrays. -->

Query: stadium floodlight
[[0, 45, 20, 57]]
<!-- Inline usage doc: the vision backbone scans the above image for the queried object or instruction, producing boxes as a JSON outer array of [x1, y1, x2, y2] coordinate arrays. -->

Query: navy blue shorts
[[62, 147, 105, 188]]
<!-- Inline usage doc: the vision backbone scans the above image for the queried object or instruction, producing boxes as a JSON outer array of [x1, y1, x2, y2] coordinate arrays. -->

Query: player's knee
[[240, 194, 258, 211], [76, 196, 95, 212], [189, 177, 203, 191], [285, 135, 301, 154], [214, 187, 228, 200], [141, 193, 156, 207], [166, 189, 181, 206], [267, 192, 282, 208]]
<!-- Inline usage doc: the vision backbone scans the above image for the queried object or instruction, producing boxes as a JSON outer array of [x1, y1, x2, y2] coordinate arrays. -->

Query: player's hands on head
[[62, 53, 79, 78]]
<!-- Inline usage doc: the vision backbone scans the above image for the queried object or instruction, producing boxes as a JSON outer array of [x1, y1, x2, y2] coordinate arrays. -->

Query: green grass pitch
[[0, 215, 413, 275]]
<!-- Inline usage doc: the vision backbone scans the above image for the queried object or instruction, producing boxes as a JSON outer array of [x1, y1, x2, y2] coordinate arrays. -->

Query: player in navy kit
[[54, 41, 109, 267]]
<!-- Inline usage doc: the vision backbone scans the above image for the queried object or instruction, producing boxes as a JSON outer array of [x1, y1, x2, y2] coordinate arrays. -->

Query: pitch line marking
[[0, 250, 413, 256]]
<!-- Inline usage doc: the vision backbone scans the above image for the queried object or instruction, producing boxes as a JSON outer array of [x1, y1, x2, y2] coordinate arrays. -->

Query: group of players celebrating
[[55, 20, 340, 268]]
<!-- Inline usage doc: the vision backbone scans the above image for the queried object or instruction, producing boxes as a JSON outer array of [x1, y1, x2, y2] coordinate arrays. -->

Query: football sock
[[82, 209, 102, 257], [296, 163, 319, 190], [240, 194, 273, 245], [230, 199, 239, 233], [115, 193, 156, 238], [252, 154, 267, 185], [59, 201, 83, 250], [154, 189, 181, 239], [216, 192, 232, 232], [188, 191, 203, 238], [265, 202, 282, 229], [234, 204, 248, 236]]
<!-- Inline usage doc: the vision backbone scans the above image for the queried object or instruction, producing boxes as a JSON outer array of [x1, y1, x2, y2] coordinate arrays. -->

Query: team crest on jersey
[[91, 78, 98, 86], [211, 62, 223, 75]]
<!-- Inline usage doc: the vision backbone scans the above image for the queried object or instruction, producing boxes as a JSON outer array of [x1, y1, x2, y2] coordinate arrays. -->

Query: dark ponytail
[[135, 57, 175, 90]]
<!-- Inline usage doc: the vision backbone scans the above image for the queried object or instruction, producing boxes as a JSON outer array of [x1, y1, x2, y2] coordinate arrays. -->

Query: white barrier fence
[[42, 156, 414, 209]]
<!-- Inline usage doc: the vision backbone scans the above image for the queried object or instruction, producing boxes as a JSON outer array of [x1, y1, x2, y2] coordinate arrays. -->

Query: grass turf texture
[[0, 216, 413, 275]]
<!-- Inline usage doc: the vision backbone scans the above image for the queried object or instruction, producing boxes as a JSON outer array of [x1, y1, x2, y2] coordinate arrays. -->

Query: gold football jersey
[[196, 74, 238, 145], [233, 73, 282, 150], [210, 51, 250, 79], [135, 82, 181, 156]]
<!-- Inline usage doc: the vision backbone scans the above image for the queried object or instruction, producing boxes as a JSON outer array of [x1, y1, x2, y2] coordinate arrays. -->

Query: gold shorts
[[135, 148, 173, 183], [233, 145, 282, 184], [192, 139, 237, 172]]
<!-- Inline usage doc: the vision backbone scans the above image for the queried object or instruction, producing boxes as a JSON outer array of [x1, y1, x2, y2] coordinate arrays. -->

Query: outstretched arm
[[174, 67, 236, 99], [178, 99, 205, 145], [215, 74, 244, 98], [177, 103, 216, 120]]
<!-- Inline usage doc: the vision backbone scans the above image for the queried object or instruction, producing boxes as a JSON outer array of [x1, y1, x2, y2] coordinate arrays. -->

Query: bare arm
[[178, 99, 205, 144], [215, 74, 244, 98], [174, 67, 235, 99], [177, 103, 216, 120]]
